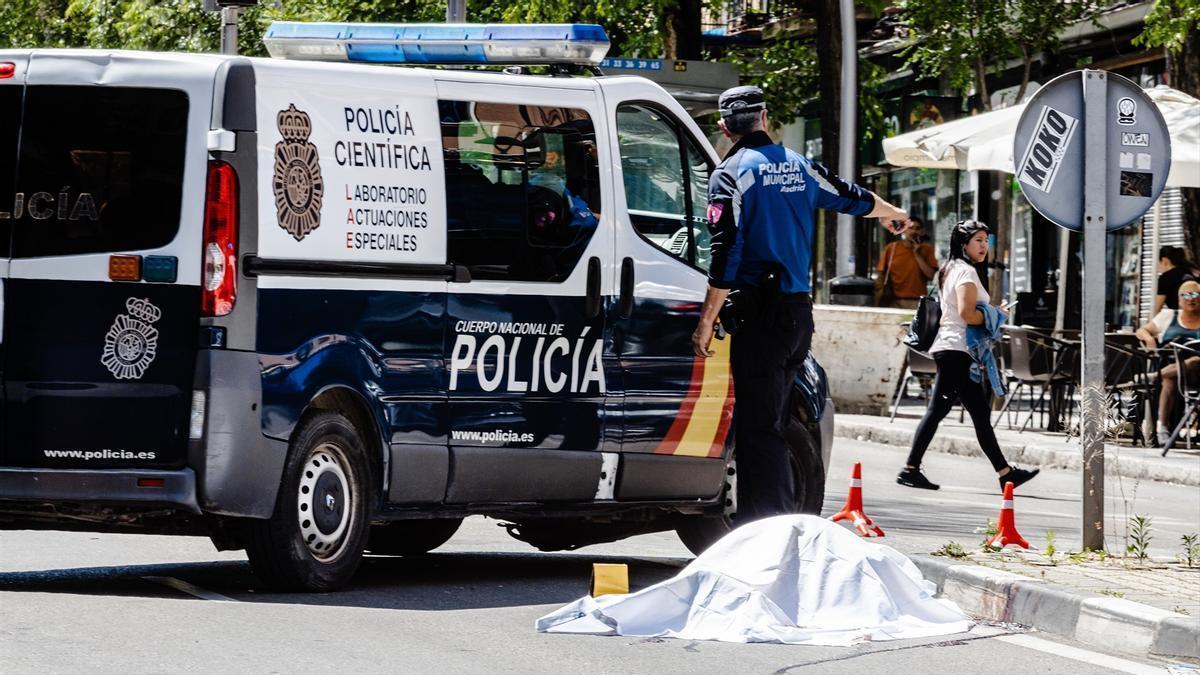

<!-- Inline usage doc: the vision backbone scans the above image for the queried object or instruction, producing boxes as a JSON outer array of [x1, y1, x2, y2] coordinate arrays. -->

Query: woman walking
[[897, 220, 1040, 491]]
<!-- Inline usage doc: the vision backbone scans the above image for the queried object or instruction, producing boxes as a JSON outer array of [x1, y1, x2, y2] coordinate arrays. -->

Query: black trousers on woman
[[906, 349, 1010, 472]]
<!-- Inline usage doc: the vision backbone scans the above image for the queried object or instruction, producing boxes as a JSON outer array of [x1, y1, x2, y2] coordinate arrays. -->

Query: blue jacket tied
[[967, 302, 1006, 395]]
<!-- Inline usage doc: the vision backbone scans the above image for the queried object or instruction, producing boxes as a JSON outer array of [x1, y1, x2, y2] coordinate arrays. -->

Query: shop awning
[[882, 85, 1199, 188]]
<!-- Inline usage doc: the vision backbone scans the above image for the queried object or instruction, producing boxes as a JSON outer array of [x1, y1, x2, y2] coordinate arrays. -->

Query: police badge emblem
[[273, 104, 324, 241], [101, 297, 161, 380]]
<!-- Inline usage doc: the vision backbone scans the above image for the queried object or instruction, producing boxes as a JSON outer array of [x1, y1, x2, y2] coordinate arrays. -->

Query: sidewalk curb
[[835, 421, 1200, 487], [911, 554, 1200, 661]]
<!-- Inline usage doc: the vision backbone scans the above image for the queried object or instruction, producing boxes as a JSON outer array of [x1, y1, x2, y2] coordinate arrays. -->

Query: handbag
[[874, 243, 897, 307], [904, 294, 942, 352]]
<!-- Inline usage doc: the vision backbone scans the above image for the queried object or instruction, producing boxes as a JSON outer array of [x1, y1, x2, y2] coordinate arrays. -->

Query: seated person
[[1135, 280, 1200, 445]]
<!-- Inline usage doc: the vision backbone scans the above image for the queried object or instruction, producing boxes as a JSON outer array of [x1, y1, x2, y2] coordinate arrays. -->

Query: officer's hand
[[692, 321, 715, 358]]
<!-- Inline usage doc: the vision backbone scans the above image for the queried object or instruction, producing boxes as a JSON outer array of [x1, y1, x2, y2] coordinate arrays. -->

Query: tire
[[245, 411, 371, 592], [676, 418, 825, 557], [367, 518, 463, 556]]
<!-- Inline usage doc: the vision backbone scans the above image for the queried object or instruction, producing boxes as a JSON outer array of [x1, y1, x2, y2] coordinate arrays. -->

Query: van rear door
[[1, 53, 214, 470], [0, 56, 24, 460]]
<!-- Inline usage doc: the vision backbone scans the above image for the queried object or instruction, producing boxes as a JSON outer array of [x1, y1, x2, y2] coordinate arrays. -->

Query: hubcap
[[296, 443, 355, 561]]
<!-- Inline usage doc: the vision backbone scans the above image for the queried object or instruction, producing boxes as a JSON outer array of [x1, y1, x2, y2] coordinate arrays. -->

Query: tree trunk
[[815, 0, 842, 291], [1015, 46, 1032, 105], [1169, 33, 1200, 262], [661, 0, 703, 60], [975, 57, 991, 111]]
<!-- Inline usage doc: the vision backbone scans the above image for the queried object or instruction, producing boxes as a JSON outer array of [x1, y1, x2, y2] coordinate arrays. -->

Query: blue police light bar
[[263, 22, 610, 66]]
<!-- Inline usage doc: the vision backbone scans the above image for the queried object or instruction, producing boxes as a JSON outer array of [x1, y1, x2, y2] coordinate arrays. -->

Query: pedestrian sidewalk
[[909, 547, 1200, 662], [836, 409, 1200, 487], [835, 409, 1200, 661]]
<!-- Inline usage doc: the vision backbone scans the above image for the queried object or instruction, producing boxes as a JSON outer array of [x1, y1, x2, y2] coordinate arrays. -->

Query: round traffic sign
[[1013, 70, 1171, 231]]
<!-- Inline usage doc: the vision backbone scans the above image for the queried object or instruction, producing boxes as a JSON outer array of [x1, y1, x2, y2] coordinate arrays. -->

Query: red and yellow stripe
[[653, 337, 734, 458]]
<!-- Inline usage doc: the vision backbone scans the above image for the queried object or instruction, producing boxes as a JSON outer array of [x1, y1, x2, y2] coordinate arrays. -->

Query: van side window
[[616, 104, 712, 271], [440, 100, 602, 282], [11, 86, 188, 259]]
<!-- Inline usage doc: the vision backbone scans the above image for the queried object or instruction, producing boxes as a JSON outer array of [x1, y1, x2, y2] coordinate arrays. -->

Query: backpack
[[905, 295, 942, 352]]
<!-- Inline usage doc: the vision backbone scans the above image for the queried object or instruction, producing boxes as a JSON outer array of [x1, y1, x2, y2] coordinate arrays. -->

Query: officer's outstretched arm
[[865, 191, 911, 231]]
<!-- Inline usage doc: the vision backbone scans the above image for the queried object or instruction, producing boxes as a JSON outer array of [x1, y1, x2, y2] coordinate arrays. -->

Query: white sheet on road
[[536, 515, 972, 646]]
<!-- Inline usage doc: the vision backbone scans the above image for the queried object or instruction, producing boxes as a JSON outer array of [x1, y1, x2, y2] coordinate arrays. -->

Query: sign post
[[1014, 70, 1170, 552], [1080, 72, 1108, 551]]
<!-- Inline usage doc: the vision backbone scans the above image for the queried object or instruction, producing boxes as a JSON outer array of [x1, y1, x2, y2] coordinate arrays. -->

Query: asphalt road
[[1, 437, 1192, 674]]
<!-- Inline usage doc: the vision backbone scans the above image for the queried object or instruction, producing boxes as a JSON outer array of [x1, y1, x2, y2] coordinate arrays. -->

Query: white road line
[[995, 633, 1163, 675], [900, 494, 1071, 519], [143, 576, 235, 602], [895, 493, 1195, 526]]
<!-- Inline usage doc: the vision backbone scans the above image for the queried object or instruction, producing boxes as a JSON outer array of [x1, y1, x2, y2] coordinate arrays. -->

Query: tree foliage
[[1136, 0, 1200, 55], [0, 0, 666, 59], [899, 0, 1098, 109]]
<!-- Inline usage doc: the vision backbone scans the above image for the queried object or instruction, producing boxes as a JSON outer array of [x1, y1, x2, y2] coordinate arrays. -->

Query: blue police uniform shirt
[[707, 130, 875, 293]]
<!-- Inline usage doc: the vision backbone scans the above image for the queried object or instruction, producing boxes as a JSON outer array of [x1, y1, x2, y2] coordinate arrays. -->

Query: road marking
[[995, 633, 1162, 674], [900, 494, 1070, 519], [143, 575, 235, 602]]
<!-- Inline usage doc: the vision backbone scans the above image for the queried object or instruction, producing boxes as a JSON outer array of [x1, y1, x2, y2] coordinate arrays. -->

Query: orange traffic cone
[[987, 482, 1030, 549], [830, 462, 885, 537]]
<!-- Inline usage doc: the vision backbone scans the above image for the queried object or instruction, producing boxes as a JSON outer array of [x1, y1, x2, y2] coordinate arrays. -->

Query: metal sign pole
[[1080, 70, 1107, 551], [447, 0, 466, 23], [221, 6, 241, 55], [835, 0, 857, 277]]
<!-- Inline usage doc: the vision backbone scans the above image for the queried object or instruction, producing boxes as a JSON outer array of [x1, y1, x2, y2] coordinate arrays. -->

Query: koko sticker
[[1017, 105, 1078, 194], [273, 104, 325, 241], [101, 298, 161, 380]]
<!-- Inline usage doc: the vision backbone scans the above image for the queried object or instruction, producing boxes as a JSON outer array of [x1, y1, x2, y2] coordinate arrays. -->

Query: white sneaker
[[1157, 427, 1172, 447]]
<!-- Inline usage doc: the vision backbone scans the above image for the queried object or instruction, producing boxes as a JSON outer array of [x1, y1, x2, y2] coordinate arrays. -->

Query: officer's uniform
[[707, 86, 876, 521]]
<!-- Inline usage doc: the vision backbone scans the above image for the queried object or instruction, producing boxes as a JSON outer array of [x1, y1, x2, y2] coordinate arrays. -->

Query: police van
[[0, 23, 834, 591]]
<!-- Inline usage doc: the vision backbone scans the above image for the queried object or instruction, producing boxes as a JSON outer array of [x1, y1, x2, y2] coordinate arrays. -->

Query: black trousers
[[906, 350, 1010, 472], [731, 297, 814, 522]]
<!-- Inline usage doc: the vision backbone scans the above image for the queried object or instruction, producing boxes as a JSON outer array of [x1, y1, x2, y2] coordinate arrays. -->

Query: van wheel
[[245, 411, 370, 592], [367, 518, 463, 556], [675, 421, 825, 557]]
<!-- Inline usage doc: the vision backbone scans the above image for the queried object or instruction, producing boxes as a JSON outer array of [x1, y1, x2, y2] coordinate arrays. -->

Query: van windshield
[[4, 85, 188, 259]]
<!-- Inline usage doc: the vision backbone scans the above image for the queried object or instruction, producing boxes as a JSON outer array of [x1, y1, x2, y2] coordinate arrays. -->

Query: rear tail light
[[0, 63, 14, 79], [202, 160, 238, 316]]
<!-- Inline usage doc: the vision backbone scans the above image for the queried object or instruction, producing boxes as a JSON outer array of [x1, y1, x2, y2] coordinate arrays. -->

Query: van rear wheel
[[675, 421, 824, 556], [367, 518, 463, 556], [245, 411, 370, 592]]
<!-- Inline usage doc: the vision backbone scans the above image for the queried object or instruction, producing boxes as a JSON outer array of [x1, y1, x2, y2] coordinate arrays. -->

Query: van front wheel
[[245, 411, 370, 592], [675, 422, 824, 556]]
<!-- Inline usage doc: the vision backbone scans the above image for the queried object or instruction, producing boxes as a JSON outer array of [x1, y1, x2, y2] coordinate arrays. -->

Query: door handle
[[619, 257, 634, 319], [585, 256, 601, 318]]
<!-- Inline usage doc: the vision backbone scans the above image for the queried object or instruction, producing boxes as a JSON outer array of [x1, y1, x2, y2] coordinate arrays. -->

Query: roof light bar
[[263, 22, 610, 66]]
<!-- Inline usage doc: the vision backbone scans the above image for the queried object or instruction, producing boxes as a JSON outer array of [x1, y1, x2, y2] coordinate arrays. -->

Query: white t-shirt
[[1150, 308, 1175, 335], [929, 259, 989, 355]]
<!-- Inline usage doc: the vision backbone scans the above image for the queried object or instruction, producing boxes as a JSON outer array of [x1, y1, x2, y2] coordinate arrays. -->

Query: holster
[[717, 269, 781, 336]]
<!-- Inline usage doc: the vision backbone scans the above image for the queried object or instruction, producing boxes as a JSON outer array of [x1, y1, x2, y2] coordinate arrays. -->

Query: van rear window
[[0, 86, 20, 258], [8, 86, 188, 259]]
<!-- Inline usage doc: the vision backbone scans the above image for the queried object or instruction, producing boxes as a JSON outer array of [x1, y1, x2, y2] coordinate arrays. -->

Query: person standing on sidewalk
[[691, 85, 912, 521], [897, 220, 1040, 491], [1154, 246, 1199, 315], [876, 216, 938, 310]]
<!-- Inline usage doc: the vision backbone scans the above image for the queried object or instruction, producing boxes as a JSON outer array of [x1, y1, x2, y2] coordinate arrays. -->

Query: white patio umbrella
[[882, 85, 1200, 188]]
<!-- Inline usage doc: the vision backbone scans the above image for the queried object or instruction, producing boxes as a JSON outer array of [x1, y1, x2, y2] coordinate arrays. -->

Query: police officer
[[691, 85, 912, 522]]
